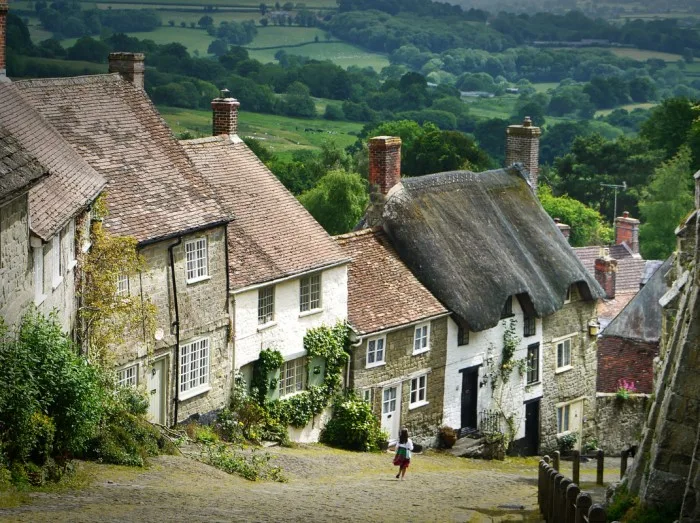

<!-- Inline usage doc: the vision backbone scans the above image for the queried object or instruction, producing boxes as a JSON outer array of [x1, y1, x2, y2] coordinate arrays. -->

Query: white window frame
[[299, 273, 322, 314], [185, 237, 209, 283], [556, 337, 573, 372], [257, 285, 275, 325], [564, 285, 572, 304], [278, 356, 306, 397], [66, 220, 77, 272], [409, 373, 428, 409], [51, 233, 63, 289], [116, 364, 138, 388], [366, 336, 386, 368], [116, 272, 130, 297], [179, 337, 211, 400], [33, 242, 46, 305], [413, 323, 430, 355], [557, 404, 571, 434], [362, 388, 373, 403]]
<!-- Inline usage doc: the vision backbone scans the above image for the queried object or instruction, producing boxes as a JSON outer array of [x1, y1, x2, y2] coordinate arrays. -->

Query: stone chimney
[[506, 116, 541, 195], [615, 211, 640, 254], [369, 136, 401, 195], [553, 218, 571, 243], [595, 249, 618, 299], [211, 88, 240, 136], [108, 52, 145, 89], [0, 0, 8, 80]]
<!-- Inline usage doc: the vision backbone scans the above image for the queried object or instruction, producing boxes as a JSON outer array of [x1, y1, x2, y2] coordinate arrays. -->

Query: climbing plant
[[251, 348, 284, 405], [78, 194, 156, 367]]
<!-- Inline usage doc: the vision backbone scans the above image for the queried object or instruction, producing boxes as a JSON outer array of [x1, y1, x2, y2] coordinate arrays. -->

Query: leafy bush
[[203, 443, 285, 482], [320, 394, 387, 452], [557, 433, 578, 452]]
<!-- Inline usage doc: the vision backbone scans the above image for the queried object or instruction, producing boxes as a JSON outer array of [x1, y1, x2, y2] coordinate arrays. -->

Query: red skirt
[[393, 448, 411, 468]]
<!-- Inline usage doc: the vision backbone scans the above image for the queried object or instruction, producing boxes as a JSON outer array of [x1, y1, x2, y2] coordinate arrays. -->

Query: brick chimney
[[0, 0, 8, 80], [553, 218, 571, 243], [506, 116, 541, 195], [595, 249, 618, 299], [108, 52, 145, 89], [615, 211, 640, 254], [211, 88, 240, 136], [369, 136, 401, 195]]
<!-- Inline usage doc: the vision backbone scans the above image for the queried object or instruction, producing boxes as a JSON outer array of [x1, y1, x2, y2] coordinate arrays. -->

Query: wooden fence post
[[572, 449, 580, 485], [548, 470, 559, 522], [620, 449, 629, 479], [566, 483, 580, 523], [575, 492, 592, 523], [596, 449, 604, 485], [553, 450, 561, 471], [588, 504, 607, 523], [559, 478, 572, 522], [553, 474, 564, 522], [539, 460, 547, 514]]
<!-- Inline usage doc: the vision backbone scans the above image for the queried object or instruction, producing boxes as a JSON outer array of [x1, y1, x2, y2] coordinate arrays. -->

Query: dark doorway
[[460, 366, 479, 430], [523, 399, 540, 456]]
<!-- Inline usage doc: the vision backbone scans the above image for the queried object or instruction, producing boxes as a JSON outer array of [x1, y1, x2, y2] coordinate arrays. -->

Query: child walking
[[393, 428, 413, 480]]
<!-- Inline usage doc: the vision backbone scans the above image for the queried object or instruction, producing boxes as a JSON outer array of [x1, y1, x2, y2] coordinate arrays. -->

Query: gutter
[[230, 258, 352, 295], [350, 311, 451, 344], [138, 219, 231, 248], [168, 237, 182, 427]]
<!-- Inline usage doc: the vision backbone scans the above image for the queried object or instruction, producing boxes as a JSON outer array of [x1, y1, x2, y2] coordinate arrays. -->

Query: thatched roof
[[381, 166, 605, 332]]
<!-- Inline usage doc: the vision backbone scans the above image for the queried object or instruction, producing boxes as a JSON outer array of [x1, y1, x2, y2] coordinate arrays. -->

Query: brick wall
[[597, 335, 658, 394], [615, 212, 640, 254], [595, 256, 618, 299], [505, 117, 541, 193], [0, 0, 7, 75], [108, 53, 145, 89], [211, 98, 240, 136], [368, 136, 401, 195]]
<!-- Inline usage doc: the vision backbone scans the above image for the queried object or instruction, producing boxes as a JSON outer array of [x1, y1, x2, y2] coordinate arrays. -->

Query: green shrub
[[607, 483, 681, 522], [557, 433, 578, 452], [320, 394, 387, 452], [438, 426, 457, 449], [203, 443, 285, 482]]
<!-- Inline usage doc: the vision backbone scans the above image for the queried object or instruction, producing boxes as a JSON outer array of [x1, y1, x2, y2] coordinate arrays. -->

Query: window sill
[[186, 275, 211, 285], [412, 347, 430, 356], [82, 242, 92, 254], [279, 389, 306, 400], [66, 259, 78, 273], [34, 294, 47, 306], [257, 320, 277, 332], [409, 400, 429, 411], [555, 365, 573, 375], [526, 380, 541, 387], [365, 361, 386, 370], [179, 384, 211, 402], [299, 308, 323, 318], [52, 276, 63, 290], [523, 333, 536, 338], [556, 430, 573, 438]]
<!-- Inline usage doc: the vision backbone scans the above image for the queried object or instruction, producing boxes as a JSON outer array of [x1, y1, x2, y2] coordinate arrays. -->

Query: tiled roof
[[335, 227, 448, 335], [182, 136, 349, 289], [0, 83, 105, 239], [573, 245, 646, 293], [14, 75, 229, 243], [0, 126, 46, 206]]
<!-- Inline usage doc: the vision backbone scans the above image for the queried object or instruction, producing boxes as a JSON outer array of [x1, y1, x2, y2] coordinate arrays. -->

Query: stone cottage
[[335, 227, 449, 445], [13, 56, 234, 426], [361, 130, 603, 454], [0, 80, 105, 333], [181, 94, 350, 441]]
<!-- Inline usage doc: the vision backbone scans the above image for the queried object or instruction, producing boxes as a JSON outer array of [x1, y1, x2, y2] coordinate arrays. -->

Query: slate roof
[[0, 126, 46, 206], [380, 166, 605, 332], [335, 227, 448, 335], [0, 83, 105, 238], [602, 257, 671, 342], [14, 75, 229, 244], [181, 136, 349, 290]]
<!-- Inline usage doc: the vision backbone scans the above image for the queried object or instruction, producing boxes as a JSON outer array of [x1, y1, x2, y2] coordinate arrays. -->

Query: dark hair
[[399, 428, 409, 444]]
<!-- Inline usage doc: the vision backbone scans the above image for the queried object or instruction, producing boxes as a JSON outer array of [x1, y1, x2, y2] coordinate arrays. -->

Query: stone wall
[[595, 394, 649, 455], [597, 335, 658, 394], [351, 316, 448, 447], [0, 195, 33, 328], [540, 284, 598, 453]]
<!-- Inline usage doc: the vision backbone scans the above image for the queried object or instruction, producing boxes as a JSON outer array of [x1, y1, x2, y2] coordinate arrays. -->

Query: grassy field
[[249, 42, 390, 69], [158, 105, 364, 159], [463, 95, 518, 120], [595, 102, 657, 117], [248, 26, 326, 47], [532, 82, 559, 93]]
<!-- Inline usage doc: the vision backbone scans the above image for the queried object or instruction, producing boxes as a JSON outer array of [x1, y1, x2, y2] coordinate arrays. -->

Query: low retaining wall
[[595, 394, 649, 456]]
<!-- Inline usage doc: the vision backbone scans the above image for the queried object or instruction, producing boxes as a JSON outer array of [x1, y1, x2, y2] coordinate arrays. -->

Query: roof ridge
[[334, 226, 382, 241], [14, 73, 121, 87], [181, 136, 228, 145]]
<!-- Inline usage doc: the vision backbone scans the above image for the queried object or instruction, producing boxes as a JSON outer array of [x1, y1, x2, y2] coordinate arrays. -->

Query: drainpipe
[[347, 330, 362, 391], [168, 237, 182, 427]]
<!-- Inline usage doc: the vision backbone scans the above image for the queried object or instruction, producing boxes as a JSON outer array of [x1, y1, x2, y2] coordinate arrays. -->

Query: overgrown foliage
[[251, 348, 284, 405], [320, 394, 387, 452], [608, 483, 681, 523]]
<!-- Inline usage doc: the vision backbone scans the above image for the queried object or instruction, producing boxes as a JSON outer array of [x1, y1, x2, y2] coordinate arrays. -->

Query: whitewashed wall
[[442, 298, 543, 440], [233, 264, 348, 368]]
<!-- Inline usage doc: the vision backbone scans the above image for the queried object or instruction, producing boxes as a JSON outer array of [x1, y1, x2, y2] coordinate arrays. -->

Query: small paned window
[[457, 325, 469, 346], [362, 389, 372, 403], [557, 404, 570, 433], [564, 285, 572, 303], [185, 238, 208, 282], [117, 365, 138, 388], [366, 337, 385, 367], [258, 286, 275, 324], [51, 233, 62, 287], [557, 338, 572, 369], [527, 343, 540, 384], [501, 296, 513, 318], [524, 316, 536, 337], [299, 273, 321, 312], [410, 374, 427, 407], [116, 272, 130, 296], [180, 338, 210, 397], [413, 323, 430, 354], [279, 357, 306, 397]]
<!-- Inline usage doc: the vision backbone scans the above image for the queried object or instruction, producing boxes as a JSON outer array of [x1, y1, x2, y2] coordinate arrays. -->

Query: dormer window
[[501, 296, 513, 318]]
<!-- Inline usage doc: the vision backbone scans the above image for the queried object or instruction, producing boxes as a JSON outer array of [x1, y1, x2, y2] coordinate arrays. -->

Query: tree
[[403, 129, 491, 176], [66, 36, 110, 63], [207, 39, 229, 57], [259, 2, 268, 15], [640, 98, 698, 162], [198, 15, 214, 29], [639, 147, 695, 259], [539, 186, 612, 246], [299, 170, 368, 235]]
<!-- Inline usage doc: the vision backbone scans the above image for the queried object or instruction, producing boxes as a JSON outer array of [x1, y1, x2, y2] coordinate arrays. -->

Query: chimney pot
[[623, 211, 629, 218], [506, 117, 541, 196], [108, 52, 145, 89], [523, 116, 532, 127], [211, 89, 240, 136], [554, 217, 560, 224]]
